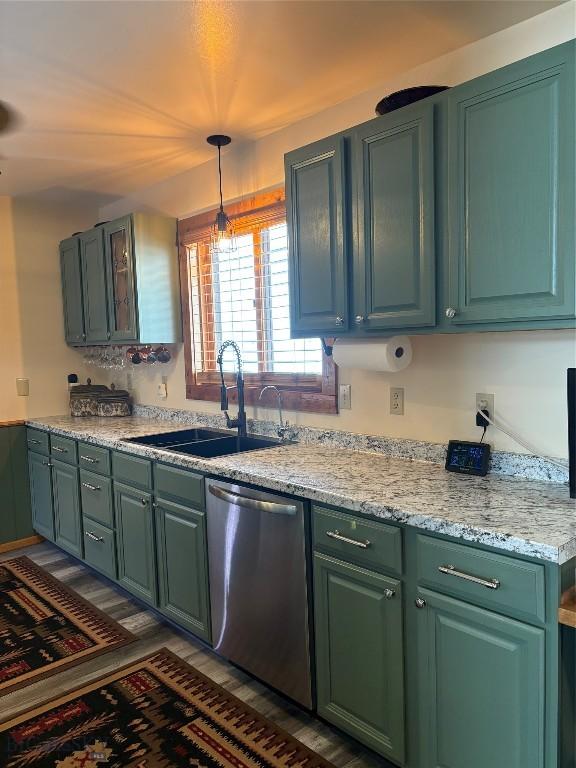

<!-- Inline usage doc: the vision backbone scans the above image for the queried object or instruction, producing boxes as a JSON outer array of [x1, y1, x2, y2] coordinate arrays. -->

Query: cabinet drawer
[[50, 435, 77, 464], [80, 470, 113, 527], [416, 534, 546, 624], [154, 463, 204, 509], [313, 506, 402, 575], [82, 518, 117, 580], [26, 428, 49, 455], [78, 443, 111, 475], [112, 451, 152, 490]]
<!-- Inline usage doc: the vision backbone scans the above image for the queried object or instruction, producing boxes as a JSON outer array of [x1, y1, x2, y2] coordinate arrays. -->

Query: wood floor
[[0, 542, 392, 768]]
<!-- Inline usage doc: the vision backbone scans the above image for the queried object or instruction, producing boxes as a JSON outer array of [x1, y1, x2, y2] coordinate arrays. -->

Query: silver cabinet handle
[[141, 498, 148, 506], [335, 316, 344, 326], [326, 529, 371, 549], [42, 460, 53, 467], [415, 598, 427, 609], [445, 307, 457, 319], [52, 446, 68, 453], [438, 564, 500, 590], [80, 455, 98, 463], [355, 315, 365, 324], [28, 439, 41, 445], [208, 484, 297, 515], [383, 588, 396, 599], [82, 482, 101, 492], [84, 530, 104, 542]]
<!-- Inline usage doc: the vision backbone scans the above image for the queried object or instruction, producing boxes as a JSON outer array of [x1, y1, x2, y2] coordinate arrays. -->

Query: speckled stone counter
[[27, 415, 576, 564]]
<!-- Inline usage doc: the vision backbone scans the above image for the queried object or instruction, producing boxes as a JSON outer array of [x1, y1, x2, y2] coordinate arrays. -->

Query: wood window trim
[[178, 187, 338, 415]]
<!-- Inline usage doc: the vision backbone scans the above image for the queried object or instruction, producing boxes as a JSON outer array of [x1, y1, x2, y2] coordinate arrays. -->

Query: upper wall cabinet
[[60, 213, 182, 346], [446, 42, 575, 326], [60, 237, 86, 345], [285, 41, 575, 338], [352, 102, 435, 330], [285, 136, 349, 334]]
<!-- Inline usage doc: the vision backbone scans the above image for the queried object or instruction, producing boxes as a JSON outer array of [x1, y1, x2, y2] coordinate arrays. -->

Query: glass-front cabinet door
[[103, 215, 138, 342]]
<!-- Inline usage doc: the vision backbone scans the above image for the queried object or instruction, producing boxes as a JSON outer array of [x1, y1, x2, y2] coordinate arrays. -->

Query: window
[[178, 188, 337, 413]]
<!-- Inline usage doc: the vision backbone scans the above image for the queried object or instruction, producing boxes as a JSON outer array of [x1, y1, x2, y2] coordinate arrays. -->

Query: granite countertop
[[27, 415, 576, 564]]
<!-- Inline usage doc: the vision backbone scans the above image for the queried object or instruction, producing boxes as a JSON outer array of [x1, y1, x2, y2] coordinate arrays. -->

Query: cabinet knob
[[415, 598, 427, 609], [355, 315, 365, 324], [384, 588, 396, 600], [445, 307, 457, 319], [107, 331, 111, 339], [141, 498, 148, 506], [335, 316, 344, 326]]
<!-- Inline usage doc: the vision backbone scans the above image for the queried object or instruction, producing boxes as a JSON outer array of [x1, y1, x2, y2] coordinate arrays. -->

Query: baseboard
[[0, 534, 44, 554]]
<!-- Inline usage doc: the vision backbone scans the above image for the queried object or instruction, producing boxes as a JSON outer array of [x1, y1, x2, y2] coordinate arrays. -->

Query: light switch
[[157, 381, 168, 399], [16, 378, 29, 397]]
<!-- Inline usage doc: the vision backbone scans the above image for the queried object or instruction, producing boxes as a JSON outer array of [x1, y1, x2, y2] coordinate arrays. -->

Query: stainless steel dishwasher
[[206, 479, 312, 708]]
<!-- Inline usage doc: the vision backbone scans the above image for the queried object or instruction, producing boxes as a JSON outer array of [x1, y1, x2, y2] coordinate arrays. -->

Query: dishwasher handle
[[208, 484, 297, 515]]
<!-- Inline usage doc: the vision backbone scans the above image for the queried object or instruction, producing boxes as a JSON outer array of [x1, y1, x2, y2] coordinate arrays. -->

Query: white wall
[[101, 3, 576, 459], [1, 196, 96, 419]]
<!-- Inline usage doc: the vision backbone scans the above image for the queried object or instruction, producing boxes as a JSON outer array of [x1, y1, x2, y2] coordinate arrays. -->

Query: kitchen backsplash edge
[[132, 404, 568, 484]]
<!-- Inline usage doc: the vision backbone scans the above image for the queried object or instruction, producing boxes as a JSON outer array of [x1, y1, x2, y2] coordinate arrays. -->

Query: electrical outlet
[[390, 386, 404, 416], [339, 384, 352, 410], [475, 392, 494, 417], [157, 381, 168, 399]]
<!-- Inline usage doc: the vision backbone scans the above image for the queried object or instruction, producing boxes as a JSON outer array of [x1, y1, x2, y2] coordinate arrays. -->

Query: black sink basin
[[124, 429, 283, 458], [171, 435, 282, 458], [125, 427, 230, 448]]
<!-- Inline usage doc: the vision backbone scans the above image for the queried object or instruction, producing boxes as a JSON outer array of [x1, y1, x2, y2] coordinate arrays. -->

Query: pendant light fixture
[[207, 134, 236, 254]]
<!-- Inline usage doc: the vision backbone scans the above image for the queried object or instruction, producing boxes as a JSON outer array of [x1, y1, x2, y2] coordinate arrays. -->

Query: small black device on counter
[[445, 440, 491, 476], [568, 368, 575, 499]]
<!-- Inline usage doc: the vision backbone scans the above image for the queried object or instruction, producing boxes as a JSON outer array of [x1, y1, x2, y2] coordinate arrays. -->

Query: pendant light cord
[[218, 145, 224, 212]]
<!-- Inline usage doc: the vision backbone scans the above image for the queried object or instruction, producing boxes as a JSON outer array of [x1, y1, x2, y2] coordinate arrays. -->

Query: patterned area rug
[[0, 648, 333, 768], [0, 557, 134, 696]]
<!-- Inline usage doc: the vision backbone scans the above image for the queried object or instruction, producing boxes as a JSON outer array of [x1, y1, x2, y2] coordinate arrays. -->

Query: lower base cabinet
[[0, 425, 33, 545], [28, 451, 55, 541], [416, 587, 545, 768], [155, 497, 211, 642], [114, 482, 157, 605], [52, 459, 83, 557], [314, 552, 405, 765]]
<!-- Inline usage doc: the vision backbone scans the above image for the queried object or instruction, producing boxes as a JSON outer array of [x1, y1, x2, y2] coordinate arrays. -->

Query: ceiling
[[0, 0, 564, 202]]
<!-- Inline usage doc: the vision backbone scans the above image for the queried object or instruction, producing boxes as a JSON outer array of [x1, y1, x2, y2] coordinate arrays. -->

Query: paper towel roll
[[332, 336, 412, 372]]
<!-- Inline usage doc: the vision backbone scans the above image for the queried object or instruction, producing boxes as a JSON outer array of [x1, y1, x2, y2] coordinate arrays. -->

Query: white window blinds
[[187, 216, 322, 376]]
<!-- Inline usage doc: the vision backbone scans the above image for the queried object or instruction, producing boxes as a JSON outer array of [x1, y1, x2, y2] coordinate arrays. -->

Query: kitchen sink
[[124, 429, 284, 458]]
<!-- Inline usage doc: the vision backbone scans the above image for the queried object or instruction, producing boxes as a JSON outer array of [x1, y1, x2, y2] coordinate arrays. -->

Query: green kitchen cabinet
[[155, 497, 211, 642], [415, 587, 545, 768], [352, 102, 435, 330], [285, 135, 349, 335], [445, 41, 575, 326], [0, 426, 32, 545], [59, 237, 85, 345], [28, 450, 55, 541], [52, 459, 83, 558], [114, 482, 157, 605], [80, 227, 110, 343], [103, 216, 138, 343], [314, 552, 405, 764]]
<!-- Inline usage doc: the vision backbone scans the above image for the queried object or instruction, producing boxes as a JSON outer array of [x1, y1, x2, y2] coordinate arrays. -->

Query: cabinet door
[[80, 228, 110, 343], [447, 41, 575, 325], [314, 552, 405, 763], [353, 103, 435, 329], [60, 237, 85, 345], [285, 136, 349, 335], [155, 498, 211, 641], [115, 483, 157, 605], [416, 588, 545, 768], [28, 451, 54, 540], [103, 216, 138, 342], [52, 459, 82, 557]]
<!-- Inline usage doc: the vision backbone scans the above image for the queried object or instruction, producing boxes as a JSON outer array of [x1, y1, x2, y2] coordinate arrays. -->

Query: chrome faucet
[[217, 341, 247, 438], [259, 385, 290, 440]]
